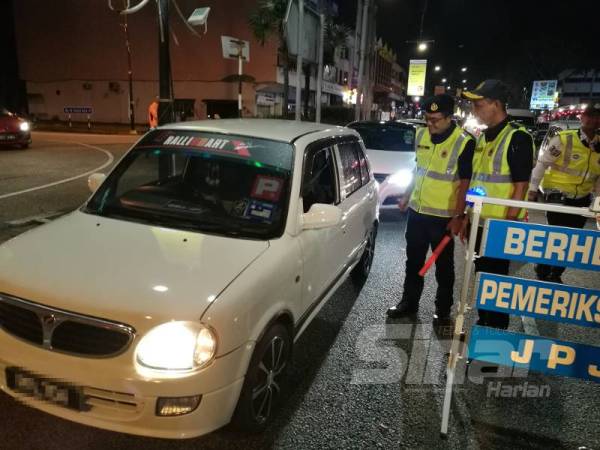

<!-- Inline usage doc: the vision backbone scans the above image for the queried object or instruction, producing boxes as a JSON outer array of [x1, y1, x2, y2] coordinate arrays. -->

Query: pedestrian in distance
[[528, 103, 600, 283], [387, 94, 475, 324], [148, 97, 159, 129]]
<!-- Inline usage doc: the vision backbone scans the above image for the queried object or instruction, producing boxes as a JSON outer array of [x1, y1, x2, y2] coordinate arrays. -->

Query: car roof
[[348, 120, 416, 128], [163, 119, 348, 143]]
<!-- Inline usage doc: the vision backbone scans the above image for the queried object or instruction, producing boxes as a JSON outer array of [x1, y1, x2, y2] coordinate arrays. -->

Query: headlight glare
[[388, 169, 413, 188], [136, 321, 217, 371], [19, 122, 30, 132]]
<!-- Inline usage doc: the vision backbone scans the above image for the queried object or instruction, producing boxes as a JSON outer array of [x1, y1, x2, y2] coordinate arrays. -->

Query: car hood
[[0, 211, 269, 328], [366, 149, 416, 175], [0, 116, 22, 132]]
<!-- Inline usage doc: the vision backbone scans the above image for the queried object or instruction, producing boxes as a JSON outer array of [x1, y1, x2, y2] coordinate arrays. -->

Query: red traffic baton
[[418, 234, 452, 277]]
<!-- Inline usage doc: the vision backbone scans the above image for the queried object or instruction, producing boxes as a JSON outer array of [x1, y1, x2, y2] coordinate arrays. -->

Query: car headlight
[[19, 122, 30, 132], [388, 169, 413, 188], [136, 321, 217, 371]]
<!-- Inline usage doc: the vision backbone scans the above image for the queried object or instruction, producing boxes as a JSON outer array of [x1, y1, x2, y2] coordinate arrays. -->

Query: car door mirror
[[302, 203, 342, 230], [88, 173, 106, 193]]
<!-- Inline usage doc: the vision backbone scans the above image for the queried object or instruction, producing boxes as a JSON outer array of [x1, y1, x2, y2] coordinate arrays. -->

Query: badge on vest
[[572, 154, 580, 160], [441, 150, 448, 158]]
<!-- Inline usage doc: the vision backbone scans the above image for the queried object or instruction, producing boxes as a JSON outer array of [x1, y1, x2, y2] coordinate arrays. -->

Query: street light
[[434, 65, 441, 72], [418, 42, 428, 52], [461, 67, 467, 72], [441, 78, 447, 83], [462, 79, 467, 84]]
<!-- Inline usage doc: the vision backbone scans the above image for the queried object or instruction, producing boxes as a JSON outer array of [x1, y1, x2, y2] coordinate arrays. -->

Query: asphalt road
[[0, 132, 598, 449]]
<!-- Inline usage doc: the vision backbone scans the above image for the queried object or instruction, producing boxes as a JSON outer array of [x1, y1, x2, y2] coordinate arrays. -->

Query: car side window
[[338, 142, 363, 197], [302, 146, 337, 213], [355, 142, 371, 185]]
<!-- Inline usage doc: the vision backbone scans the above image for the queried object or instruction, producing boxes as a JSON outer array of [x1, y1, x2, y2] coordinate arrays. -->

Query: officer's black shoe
[[386, 302, 417, 318]]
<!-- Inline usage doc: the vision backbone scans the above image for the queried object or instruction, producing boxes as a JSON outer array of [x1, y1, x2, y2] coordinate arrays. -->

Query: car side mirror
[[88, 173, 106, 193], [302, 203, 342, 230]]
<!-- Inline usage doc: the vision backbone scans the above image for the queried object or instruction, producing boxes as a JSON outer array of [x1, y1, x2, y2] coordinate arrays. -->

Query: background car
[[0, 107, 31, 149], [347, 120, 417, 209], [507, 108, 537, 135], [0, 119, 378, 439]]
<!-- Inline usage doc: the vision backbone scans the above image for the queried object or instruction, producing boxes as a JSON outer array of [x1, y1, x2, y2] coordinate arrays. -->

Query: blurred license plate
[[0, 135, 16, 140], [5, 367, 87, 411]]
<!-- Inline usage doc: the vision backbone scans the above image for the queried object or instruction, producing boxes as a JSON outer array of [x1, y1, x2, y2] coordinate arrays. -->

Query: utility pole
[[157, 0, 174, 125], [315, 2, 325, 123], [295, 0, 304, 121], [355, 0, 370, 121], [121, 14, 136, 132]]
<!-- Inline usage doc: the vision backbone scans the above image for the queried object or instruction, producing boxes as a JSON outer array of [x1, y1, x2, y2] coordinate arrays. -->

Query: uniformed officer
[[148, 97, 159, 129], [462, 80, 535, 330], [387, 94, 475, 323], [529, 104, 600, 283]]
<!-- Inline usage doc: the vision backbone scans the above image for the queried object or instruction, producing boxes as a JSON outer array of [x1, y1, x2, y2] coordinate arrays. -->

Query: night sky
[[342, 0, 600, 99]]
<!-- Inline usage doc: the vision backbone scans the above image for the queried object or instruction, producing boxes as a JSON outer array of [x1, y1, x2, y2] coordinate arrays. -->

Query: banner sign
[[475, 273, 600, 328], [64, 107, 93, 114], [407, 59, 427, 97], [481, 220, 600, 272], [530, 80, 558, 110], [468, 326, 600, 383]]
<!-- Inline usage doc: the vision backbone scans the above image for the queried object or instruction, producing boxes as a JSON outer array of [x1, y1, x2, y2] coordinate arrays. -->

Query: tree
[[323, 19, 351, 66], [249, 0, 290, 118]]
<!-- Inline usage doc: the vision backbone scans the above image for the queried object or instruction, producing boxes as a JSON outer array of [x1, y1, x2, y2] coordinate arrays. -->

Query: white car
[[0, 120, 378, 439], [347, 121, 417, 209]]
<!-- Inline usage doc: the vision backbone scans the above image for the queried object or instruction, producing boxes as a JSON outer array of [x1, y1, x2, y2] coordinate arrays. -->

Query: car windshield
[[348, 123, 415, 151], [85, 130, 294, 239], [511, 116, 536, 127]]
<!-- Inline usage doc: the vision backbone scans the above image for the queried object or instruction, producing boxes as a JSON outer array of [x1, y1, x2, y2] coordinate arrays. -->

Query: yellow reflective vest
[[409, 125, 473, 217], [470, 122, 533, 220], [541, 129, 600, 198]]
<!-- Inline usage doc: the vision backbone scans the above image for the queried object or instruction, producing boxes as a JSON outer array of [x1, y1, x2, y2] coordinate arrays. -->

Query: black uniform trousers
[[473, 226, 511, 329], [535, 195, 591, 278], [401, 208, 454, 315]]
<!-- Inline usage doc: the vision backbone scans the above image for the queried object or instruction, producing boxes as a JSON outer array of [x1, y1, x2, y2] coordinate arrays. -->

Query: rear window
[[348, 123, 415, 152]]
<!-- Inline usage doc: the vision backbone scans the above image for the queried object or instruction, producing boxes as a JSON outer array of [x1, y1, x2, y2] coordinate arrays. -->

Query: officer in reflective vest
[[462, 80, 535, 330], [529, 103, 600, 283], [387, 94, 475, 324]]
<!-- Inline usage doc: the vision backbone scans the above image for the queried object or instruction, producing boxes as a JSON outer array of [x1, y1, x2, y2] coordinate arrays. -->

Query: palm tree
[[324, 20, 351, 67], [249, 0, 290, 118]]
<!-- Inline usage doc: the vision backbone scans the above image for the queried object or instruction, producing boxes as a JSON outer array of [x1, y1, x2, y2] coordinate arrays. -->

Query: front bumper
[[376, 178, 408, 209], [0, 131, 31, 146], [0, 331, 254, 439]]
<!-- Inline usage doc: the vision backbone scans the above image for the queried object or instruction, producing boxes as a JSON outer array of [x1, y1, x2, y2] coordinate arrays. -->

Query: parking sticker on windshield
[[251, 175, 283, 202], [245, 200, 275, 222], [155, 133, 251, 157]]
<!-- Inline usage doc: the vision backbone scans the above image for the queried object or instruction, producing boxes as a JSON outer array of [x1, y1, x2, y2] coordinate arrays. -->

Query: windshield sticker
[[157, 134, 251, 157], [245, 200, 275, 222], [251, 175, 283, 202], [232, 199, 249, 217], [165, 201, 206, 214]]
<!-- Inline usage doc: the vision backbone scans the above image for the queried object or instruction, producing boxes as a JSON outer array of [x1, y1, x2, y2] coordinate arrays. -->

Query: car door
[[298, 141, 345, 312], [335, 138, 376, 267]]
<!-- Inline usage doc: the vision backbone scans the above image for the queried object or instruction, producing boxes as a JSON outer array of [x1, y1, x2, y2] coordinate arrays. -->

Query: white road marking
[[0, 141, 115, 200]]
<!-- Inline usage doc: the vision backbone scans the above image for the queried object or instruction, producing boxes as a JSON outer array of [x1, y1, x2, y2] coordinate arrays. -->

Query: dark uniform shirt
[[430, 122, 475, 180], [482, 117, 534, 182]]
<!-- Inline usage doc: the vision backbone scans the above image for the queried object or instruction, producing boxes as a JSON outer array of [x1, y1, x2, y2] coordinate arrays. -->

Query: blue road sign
[[468, 325, 600, 383], [481, 220, 600, 272], [475, 272, 600, 328]]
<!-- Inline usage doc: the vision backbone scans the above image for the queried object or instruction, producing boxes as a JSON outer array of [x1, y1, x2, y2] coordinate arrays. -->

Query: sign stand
[[440, 195, 598, 437]]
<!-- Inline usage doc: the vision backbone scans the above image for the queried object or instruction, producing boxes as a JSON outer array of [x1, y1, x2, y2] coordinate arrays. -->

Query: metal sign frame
[[440, 195, 597, 436]]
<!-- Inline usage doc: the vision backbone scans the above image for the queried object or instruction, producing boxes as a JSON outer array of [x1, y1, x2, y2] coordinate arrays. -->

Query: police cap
[[462, 79, 510, 104], [423, 94, 455, 116]]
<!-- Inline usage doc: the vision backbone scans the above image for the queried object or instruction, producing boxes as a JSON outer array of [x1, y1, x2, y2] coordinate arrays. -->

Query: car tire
[[231, 323, 291, 433], [351, 225, 377, 286]]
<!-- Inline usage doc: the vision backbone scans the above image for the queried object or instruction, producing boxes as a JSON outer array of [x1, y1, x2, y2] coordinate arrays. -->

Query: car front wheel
[[232, 323, 291, 432]]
